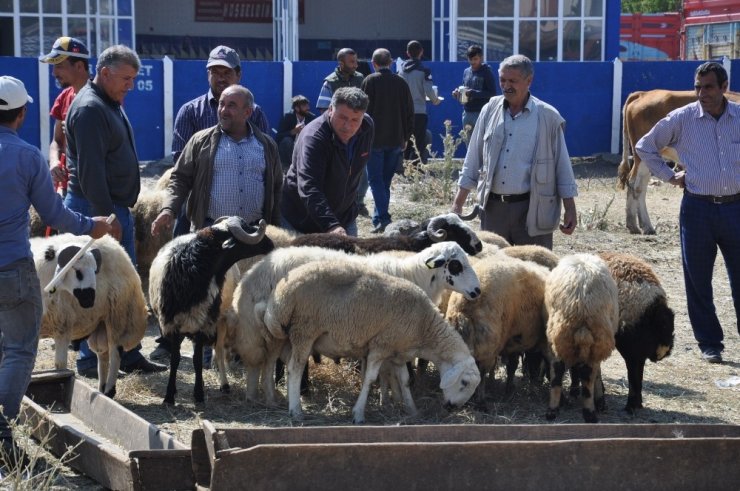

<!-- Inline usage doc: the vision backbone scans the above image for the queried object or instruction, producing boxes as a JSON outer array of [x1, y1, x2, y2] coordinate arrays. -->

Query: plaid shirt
[[207, 129, 266, 224], [172, 89, 271, 162]]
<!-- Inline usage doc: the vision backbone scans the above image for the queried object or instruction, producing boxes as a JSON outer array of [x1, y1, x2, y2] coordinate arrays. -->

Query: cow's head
[[46, 245, 102, 308]]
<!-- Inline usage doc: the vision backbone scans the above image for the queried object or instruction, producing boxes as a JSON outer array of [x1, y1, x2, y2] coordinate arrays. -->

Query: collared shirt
[[491, 96, 538, 195], [0, 126, 92, 267], [636, 99, 740, 196], [172, 89, 271, 162], [207, 127, 266, 224]]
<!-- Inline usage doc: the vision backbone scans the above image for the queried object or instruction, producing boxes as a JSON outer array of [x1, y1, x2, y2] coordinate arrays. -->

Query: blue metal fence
[[1, 56, 737, 160]]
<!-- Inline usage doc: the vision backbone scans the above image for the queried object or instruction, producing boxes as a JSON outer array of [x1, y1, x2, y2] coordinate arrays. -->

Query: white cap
[[0, 76, 33, 110]]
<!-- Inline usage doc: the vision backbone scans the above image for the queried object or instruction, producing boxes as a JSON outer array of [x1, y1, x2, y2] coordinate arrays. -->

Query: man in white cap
[[0, 75, 111, 471], [39, 36, 91, 189]]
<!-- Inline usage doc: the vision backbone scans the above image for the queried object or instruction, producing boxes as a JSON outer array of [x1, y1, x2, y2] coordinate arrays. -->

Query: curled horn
[[228, 218, 267, 244], [426, 217, 448, 242], [457, 204, 481, 221]]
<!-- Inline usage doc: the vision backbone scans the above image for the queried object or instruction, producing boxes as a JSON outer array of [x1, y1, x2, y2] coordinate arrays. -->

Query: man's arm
[[316, 81, 333, 111], [49, 119, 68, 185], [635, 116, 684, 186], [152, 137, 198, 236], [275, 113, 296, 142], [451, 106, 488, 213], [470, 65, 497, 100], [250, 105, 271, 134], [172, 103, 197, 164], [295, 133, 342, 231]]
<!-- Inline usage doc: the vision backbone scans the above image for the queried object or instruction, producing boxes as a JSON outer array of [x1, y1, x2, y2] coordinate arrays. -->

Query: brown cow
[[618, 89, 740, 235]]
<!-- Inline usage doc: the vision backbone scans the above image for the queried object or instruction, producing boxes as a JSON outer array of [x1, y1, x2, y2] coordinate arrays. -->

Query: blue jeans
[[63, 192, 144, 370], [462, 110, 480, 133], [367, 147, 402, 228], [680, 194, 740, 353], [0, 258, 42, 435], [357, 167, 369, 207]]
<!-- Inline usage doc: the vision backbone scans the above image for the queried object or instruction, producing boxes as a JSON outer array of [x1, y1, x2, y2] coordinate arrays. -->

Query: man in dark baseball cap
[[206, 45, 240, 70], [39, 36, 90, 65]]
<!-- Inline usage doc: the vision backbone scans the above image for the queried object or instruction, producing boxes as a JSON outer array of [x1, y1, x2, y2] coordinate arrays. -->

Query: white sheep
[[263, 261, 481, 423], [32, 234, 149, 398], [544, 253, 619, 423], [445, 254, 550, 403], [227, 241, 481, 406], [132, 174, 173, 277]]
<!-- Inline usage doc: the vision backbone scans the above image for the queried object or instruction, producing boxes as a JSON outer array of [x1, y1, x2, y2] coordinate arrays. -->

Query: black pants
[[405, 113, 429, 165]]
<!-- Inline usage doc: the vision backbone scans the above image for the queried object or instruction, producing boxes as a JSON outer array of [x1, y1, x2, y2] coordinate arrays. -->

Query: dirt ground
[[25, 154, 740, 489]]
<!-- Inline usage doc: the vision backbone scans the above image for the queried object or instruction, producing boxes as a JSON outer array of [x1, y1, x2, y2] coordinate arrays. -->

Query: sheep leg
[[102, 346, 122, 398], [568, 367, 581, 398], [192, 336, 205, 403], [594, 366, 607, 412], [624, 356, 646, 413], [352, 354, 383, 424], [546, 360, 566, 420], [54, 335, 70, 369], [578, 363, 599, 423], [96, 351, 110, 394], [164, 333, 183, 405], [215, 336, 230, 394], [473, 361, 487, 409], [287, 345, 311, 420], [504, 354, 519, 395], [393, 362, 417, 416]]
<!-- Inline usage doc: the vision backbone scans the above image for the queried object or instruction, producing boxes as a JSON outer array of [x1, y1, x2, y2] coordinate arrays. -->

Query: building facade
[[1, 0, 620, 62]]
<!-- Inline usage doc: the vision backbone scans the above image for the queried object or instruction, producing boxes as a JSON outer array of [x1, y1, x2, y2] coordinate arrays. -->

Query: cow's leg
[[633, 162, 656, 234]]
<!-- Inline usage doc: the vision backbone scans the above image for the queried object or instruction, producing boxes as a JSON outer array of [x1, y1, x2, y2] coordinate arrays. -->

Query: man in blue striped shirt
[[0, 75, 111, 468], [636, 61, 740, 365]]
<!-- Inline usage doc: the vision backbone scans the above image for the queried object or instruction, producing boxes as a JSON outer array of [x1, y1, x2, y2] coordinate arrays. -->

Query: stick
[[44, 213, 116, 293]]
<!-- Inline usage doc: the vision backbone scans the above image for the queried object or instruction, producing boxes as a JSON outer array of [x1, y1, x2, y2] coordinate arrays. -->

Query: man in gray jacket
[[451, 54, 577, 249], [399, 40, 440, 165]]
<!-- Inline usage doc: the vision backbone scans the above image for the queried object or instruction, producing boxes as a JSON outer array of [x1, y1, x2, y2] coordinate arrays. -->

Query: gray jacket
[[399, 59, 440, 114], [458, 94, 578, 236]]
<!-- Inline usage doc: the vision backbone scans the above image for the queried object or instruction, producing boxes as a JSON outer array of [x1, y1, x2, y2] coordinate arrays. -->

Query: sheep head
[[49, 245, 102, 308], [424, 213, 483, 255], [439, 357, 480, 407], [213, 217, 267, 245], [422, 242, 481, 300]]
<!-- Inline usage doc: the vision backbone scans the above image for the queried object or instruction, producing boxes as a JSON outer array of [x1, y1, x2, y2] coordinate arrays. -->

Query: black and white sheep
[[263, 261, 481, 423], [32, 234, 149, 398], [445, 254, 550, 403], [290, 213, 483, 256], [227, 241, 481, 405], [544, 253, 619, 423], [598, 252, 675, 413], [148, 217, 274, 404]]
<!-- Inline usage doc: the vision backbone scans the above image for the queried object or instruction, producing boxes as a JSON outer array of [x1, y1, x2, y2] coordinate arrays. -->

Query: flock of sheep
[[29, 170, 675, 424]]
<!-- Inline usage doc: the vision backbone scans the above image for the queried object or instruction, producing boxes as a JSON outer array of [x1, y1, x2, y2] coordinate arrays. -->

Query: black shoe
[[358, 204, 370, 217], [370, 223, 387, 234], [121, 358, 168, 374], [700, 349, 723, 364], [77, 366, 127, 379]]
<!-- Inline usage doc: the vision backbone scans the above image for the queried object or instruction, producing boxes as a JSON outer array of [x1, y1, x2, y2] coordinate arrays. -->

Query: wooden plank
[[129, 449, 194, 491], [209, 438, 740, 491], [211, 423, 740, 448], [190, 429, 212, 489], [23, 369, 74, 406]]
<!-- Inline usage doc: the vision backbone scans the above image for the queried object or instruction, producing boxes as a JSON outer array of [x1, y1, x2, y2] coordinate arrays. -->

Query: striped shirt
[[636, 100, 740, 196], [316, 81, 333, 110], [491, 97, 538, 195], [172, 90, 271, 162], [207, 129, 266, 224]]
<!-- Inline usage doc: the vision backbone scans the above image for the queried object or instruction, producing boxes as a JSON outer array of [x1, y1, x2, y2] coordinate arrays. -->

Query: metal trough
[[20, 370, 194, 491]]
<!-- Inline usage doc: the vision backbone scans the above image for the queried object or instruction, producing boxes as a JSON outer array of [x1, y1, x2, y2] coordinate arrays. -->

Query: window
[[442, 0, 605, 61]]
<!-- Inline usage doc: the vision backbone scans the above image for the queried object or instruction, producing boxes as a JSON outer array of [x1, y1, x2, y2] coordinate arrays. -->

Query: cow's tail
[[617, 98, 632, 190]]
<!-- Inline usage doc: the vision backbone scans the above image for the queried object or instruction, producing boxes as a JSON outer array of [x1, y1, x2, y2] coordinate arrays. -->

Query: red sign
[[195, 0, 305, 23]]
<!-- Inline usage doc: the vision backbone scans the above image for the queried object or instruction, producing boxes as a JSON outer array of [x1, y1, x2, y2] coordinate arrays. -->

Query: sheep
[[227, 241, 481, 406], [148, 217, 274, 404], [543, 253, 619, 423], [132, 173, 173, 277], [263, 261, 481, 423], [235, 224, 301, 274], [445, 254, 550, 404], [476, 230, 511, 249], [598, 252, 675, 413], [290, 213, 483, 256], [31, 234, 149, 398]]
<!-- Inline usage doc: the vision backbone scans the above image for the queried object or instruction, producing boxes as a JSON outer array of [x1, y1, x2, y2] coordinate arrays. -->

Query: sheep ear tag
[[425, 256, 446, 269]]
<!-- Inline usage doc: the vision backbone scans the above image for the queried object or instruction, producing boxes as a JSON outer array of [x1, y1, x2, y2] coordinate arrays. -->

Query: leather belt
[[490, 192, 530, 203], [685, 191, 740, 204]]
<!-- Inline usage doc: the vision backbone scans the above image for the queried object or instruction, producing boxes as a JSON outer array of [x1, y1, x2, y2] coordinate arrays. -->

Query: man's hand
[[559, 201, 577, 235], [328, 225, 347, 236], [151, 210, 175, 237], [668, 170, 686, 188], [49, 162, 68, 185], [109, 217, 123, 241], [89, 216, 113, 239]]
